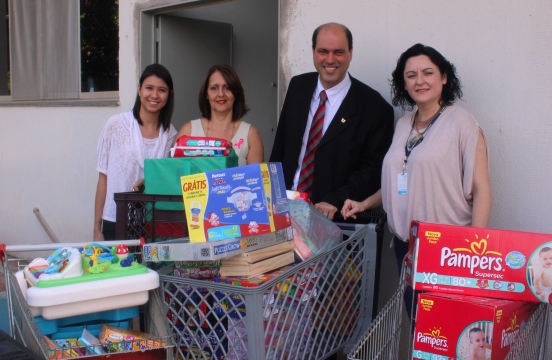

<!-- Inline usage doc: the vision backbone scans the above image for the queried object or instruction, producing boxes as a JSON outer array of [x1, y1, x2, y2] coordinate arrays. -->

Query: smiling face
[[539, 249, 552, 268], [138, 75, 169, 116], [313, 24, 353, 90], [469, 330, 486, 348], [207, 70, 235, 116], [404, 54, 447, 112]]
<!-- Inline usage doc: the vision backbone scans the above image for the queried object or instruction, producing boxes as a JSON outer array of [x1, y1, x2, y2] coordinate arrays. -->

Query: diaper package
[[181, 163, 291, 243], [407, 221, 552, 303], [413, 292, 537, 360], [171, 136, 233, 158]]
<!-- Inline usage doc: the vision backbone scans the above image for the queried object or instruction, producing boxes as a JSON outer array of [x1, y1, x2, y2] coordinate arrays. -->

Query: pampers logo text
[[501, 313, 521, 348], [440, 235, 503, 274], [416, 327, 448, 350]]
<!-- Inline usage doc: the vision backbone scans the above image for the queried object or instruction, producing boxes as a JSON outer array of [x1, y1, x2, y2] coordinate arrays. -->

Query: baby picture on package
[[181, 163, 291, 243], [528, 241, 552, 303], [456, 322, 493, 360]]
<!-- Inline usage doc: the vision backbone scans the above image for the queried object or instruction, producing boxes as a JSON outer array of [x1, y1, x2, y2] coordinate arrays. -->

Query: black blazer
[[270, 72, 394, 209]]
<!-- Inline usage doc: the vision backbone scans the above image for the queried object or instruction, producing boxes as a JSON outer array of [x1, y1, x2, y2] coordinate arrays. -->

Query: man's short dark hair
[[312, 23, 353, 51]]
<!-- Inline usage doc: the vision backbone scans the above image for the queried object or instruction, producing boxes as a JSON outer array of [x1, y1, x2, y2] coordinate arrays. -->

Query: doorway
[[140, 0, 279, 158]]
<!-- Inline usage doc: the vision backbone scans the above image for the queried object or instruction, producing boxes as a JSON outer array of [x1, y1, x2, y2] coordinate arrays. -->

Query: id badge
[[398, 173, 407, 195]]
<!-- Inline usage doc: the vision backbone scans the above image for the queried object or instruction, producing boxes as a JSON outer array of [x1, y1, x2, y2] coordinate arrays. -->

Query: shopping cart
[[346, 259, 407, 360], [115, 192, 388, 358], [504, 302, 550, 360], [0, 240, 175, 359], [155, 223, 380, 360], [346, 264, 551, 360], [334, 209, 387, 320]]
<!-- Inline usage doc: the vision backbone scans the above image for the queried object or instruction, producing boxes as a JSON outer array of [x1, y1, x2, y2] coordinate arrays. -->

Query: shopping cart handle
[[0, 243, 5, 262]]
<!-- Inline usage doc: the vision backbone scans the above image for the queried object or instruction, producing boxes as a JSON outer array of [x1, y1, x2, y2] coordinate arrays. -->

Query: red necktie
[[297, 90, 327, 196]]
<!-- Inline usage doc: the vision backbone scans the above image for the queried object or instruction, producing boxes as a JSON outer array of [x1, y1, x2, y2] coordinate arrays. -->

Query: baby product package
[[407, 221, 552, 303], [288, 199, 342, 260], [413, 292, 537, 360], [143, 227, 293, 261], [181, 162, 291, 243], [171, 135, 233, 158]]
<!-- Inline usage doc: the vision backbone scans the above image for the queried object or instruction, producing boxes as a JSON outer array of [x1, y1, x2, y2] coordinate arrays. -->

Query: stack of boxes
[[176, 162, 295, 277], [407, 221, 551, 359]]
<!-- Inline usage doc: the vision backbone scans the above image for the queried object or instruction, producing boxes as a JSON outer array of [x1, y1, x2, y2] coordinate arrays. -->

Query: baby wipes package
[[413, 292, 537, 360], [181, 162, 291, 243], [408, 221, 552, 303]]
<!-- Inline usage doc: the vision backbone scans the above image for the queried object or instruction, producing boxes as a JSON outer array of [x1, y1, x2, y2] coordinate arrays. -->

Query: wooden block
[[222, 241, 295, 266], [219, 250, 295, 278]]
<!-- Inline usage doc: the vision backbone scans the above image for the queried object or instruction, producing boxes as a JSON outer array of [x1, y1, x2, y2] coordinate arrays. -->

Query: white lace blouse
[[96, 111, 177, 221]]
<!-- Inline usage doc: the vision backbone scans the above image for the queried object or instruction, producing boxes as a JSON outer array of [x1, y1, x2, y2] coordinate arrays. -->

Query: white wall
[[0, 1, 139, 245], [0, 0, 551, 246], [280, 0, 552, 233]]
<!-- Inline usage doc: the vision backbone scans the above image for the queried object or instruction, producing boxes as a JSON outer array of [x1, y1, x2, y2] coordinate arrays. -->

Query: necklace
[[205, 120, 236, 139], [407, 106, 446, 149]]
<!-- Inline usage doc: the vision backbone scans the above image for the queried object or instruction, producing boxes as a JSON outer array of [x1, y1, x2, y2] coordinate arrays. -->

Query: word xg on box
[[407, 221, 552, 303]]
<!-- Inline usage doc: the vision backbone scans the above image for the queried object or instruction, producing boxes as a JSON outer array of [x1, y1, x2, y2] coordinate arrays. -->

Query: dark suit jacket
[[270, 72, 394, 209]]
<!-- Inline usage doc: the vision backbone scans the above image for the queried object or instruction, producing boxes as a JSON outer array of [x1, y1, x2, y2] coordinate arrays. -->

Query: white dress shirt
[[292, 74, 352, 190]]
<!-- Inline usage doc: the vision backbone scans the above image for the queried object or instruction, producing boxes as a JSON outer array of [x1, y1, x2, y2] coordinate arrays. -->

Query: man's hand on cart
[[314, 202, 338, 220]]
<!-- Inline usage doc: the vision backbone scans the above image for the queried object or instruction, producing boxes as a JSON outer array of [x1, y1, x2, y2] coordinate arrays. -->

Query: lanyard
[[402, 106, 446, 174]]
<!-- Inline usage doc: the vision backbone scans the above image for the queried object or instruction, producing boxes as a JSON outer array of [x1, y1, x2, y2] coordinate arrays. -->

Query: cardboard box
[[181, 162, 292, 243], [144, 152, 238, 211], [219, 250, 295, 278], [98, 324, 165, 352], [408, 221, 552, 303], [413, 292, 537, 359], [143, 227, 294, 261]]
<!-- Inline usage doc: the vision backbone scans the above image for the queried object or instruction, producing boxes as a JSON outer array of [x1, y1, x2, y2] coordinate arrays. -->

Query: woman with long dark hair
[[94, 63, 177, 240]]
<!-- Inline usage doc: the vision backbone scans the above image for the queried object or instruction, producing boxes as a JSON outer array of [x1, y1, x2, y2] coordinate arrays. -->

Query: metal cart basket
[[346, 262, 407, 360], [157, 223, 380, 359], [346, 265, 551, 360], [504, 302, 550, 360], [0, 240, 175, 359]]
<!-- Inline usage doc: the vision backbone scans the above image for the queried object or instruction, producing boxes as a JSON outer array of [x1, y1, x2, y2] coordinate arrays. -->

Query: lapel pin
[[341, 118, 346, 123]]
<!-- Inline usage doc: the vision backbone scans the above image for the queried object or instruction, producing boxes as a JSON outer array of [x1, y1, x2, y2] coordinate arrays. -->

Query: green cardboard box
[[144, 150, 238, 211]]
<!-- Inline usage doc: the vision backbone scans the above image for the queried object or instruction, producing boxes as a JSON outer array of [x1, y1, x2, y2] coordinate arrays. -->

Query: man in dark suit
[[270, 22, 394, 219]]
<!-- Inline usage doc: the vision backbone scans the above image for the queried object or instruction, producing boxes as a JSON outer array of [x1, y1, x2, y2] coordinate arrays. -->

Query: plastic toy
[[116, 245, 129, 260], [18, 242, 159, 320], [25, 247, 83, 285]]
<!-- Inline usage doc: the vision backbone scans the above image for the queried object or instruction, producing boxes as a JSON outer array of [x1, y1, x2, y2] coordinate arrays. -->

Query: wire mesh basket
[[158, 224, 380, 359], [504, 302, 550, 360], [347, 263, 551, 360], [346, 262, 406, 360], [1, 241, 175, 359]]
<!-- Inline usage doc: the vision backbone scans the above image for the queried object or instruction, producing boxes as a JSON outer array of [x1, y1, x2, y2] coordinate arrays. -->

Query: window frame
[[0, 0, 119, 107]]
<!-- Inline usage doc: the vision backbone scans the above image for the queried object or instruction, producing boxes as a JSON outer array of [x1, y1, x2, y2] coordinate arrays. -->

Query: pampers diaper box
[[407, 221, 552, 303], [412, 292, 537, 360], [181, 162, 291, 243]]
